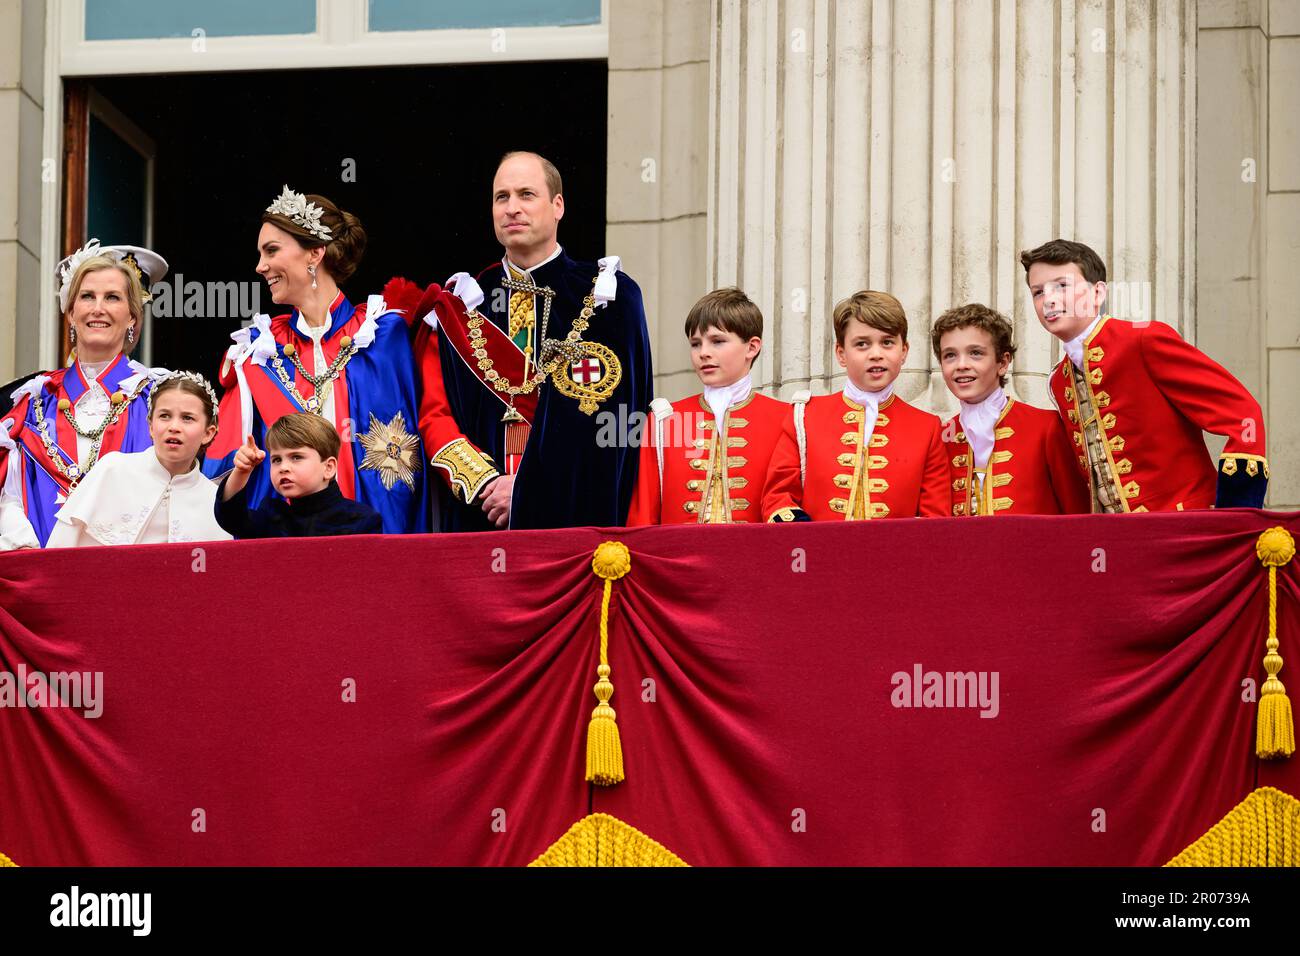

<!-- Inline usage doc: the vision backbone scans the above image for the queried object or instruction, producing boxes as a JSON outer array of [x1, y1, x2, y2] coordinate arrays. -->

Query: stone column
[[606, 0, 713, 399], [708, 0, 1198, 419], [1264, 1, 1300, 509], [0, 0, 46, 382], [1196, 0, 1299, 509]]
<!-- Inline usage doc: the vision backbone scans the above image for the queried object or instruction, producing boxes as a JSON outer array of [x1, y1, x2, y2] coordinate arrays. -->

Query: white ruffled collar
[[958, 386, 1008, 470], [702, 374, 753, 431], [843, 378, 894, 410], [78, 358, 113, 383]]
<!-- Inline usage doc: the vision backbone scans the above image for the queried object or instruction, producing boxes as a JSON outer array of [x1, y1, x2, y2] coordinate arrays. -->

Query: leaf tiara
[[265, 185, 333, 242], [147, 370, 221, 427]]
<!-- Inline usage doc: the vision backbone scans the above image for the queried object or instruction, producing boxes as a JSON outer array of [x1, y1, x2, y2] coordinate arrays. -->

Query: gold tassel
[[529, 813, 689, 867], [1166, 786, 1300, 866], [587, 541, 631, 786], [1255, 527, 1296, 759]]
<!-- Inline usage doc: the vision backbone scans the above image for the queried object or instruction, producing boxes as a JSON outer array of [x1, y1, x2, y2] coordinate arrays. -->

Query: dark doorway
[[85, 61, 608, 380]]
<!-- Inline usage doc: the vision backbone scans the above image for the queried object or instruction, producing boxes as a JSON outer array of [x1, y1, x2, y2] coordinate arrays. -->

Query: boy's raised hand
[[233, 434, 266, 474], [223, 434, 265, 501]]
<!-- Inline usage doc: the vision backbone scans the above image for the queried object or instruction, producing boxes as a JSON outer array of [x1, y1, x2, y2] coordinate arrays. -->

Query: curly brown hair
[[931, 303, 1016, 387]]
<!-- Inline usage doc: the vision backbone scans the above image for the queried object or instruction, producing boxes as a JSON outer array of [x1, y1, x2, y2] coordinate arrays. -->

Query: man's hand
[[223, 434, 265, 501], [479, 474, 514, 528]]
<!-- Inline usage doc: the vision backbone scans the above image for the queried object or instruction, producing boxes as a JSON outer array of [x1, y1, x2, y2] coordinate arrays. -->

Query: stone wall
[[0, 0, 45, 383], [608, 0, 1296, 508]]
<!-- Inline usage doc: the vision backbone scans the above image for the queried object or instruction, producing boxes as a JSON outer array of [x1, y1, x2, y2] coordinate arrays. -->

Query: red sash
[[432, 290, 538, 425]]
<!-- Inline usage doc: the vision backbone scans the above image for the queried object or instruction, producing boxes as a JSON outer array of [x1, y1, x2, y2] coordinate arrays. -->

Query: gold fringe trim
[[586, 541, 631, 786], [529, 813, 688, 867], [0, 851, 16, 867], [1256, 528, 1296, 759], [1166, 787, 1300, 866]]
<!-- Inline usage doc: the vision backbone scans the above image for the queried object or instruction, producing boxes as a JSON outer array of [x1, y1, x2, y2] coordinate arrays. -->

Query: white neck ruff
[[702, 374, 753, 431], [958, 386, 1008, 470]]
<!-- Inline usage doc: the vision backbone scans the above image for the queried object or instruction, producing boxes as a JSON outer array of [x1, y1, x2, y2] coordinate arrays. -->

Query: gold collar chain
[[32, 377, 149, 487], [271, 338, 356, 415], [472, 274, 554, 397]]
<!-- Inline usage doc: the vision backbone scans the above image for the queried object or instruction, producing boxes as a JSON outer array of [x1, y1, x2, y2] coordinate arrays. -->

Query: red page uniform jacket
[[1046, 316, 1269, 512], [627, 391, 788, 525], [762, 391, 949, 521], [941, 398, 1090, 517]]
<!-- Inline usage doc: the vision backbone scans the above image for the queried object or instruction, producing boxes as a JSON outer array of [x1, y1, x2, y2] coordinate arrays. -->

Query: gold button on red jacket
[[626, 391, 789, 525], [762, 391, 949, 521], [1047, 316, 1268, 513], [941, 397, 1089, 517]]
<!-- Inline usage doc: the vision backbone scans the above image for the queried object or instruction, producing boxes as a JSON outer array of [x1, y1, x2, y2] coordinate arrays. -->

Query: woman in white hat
[[0, 240, 172, 550]]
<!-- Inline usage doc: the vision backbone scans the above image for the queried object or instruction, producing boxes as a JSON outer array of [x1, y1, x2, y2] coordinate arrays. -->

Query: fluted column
[[708, 0, 1197, 415], [0, 0, 46, 382]]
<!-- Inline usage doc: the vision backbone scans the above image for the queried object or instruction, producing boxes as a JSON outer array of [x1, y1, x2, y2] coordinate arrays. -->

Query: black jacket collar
[[281, 478, 345, 516]]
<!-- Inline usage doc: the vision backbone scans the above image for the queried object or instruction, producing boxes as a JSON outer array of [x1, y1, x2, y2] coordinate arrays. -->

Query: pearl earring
[[127, 326, 136, 345], [69, 326, 77, 345], [309, 264, 317, 290]]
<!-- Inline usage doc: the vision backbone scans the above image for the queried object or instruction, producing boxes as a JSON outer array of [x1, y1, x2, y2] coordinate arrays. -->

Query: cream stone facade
[[2, 0, 1297, 506], [0, 0, 45, 383], [610, 0, 1300, 510]]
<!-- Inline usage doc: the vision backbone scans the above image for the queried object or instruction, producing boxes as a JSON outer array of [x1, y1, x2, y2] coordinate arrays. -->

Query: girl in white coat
[[46, 372, 232, 547]]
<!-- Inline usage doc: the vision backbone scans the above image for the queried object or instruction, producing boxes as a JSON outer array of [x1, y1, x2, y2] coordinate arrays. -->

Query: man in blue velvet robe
[[415, 151, 652, 531]]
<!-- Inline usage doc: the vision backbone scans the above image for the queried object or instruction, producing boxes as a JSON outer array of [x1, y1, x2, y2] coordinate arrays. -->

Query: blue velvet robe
[[426, 251, 652, 531]]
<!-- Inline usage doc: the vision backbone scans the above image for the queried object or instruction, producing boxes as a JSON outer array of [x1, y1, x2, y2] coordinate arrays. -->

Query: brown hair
[[265, 412, 341, 460], [150, 375, 218, 469], [66, 255, 146, 354], [498, 150, 564, 200], [262, 194, 367, 283], [1018, 239, 1107, 285], [684, 287, 764, 342], [931, 304, 1017, 387], [833, 290, 908, 346]]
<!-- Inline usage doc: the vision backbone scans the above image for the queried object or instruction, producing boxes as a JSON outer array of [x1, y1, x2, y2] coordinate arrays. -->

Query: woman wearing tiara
[[203, 186, 427, 533], [0, 241, 171, 550], [47, 372, 231, 547]]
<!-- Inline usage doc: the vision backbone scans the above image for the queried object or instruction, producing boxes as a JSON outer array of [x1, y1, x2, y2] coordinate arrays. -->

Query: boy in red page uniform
[[627, 288, 788, 524], [1021, 239, 1268, 512], [762, 290, 948, 522], [932, 303, 1088, 516]]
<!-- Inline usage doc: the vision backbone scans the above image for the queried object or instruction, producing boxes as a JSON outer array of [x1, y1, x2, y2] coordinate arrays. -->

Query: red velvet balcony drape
[[1, 510, 1296, 866]]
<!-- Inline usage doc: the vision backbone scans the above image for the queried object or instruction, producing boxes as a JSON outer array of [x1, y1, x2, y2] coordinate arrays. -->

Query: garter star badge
[[358, 411, 421, 491]]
